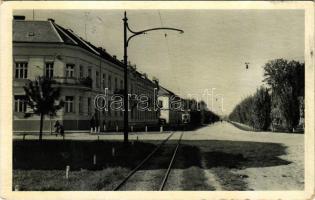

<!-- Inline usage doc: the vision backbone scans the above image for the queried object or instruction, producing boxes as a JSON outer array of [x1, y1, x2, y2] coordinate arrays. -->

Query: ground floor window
[[14, 95, 27, 112], [79, 96, 83, 114], [65, 96, 74, 113], [87, 97, 91, 115]]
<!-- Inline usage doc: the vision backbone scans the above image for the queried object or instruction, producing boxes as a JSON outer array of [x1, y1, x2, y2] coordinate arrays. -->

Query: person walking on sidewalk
[[59, 124, 65, 137], [54, 120, 60, 136]]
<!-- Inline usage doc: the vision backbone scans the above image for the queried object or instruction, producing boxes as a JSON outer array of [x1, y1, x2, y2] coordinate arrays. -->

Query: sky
[[14, 9, 304, 115]]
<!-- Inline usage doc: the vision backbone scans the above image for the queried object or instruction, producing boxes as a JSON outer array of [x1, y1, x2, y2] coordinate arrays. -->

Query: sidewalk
[[13, 131, 174, 141]]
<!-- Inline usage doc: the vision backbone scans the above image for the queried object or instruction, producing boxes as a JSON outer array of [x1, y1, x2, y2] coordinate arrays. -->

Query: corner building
[[13, 17, 159, 133]]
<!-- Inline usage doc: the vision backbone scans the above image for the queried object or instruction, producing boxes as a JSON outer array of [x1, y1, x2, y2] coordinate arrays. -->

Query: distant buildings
[[13, 17, 159, 133], [158, 86, 186, 125]]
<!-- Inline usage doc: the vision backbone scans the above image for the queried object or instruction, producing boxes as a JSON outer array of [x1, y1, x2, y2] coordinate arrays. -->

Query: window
[[102, 99, 106, 114], [159, 100, 163, 108], [108, 75, 112, 91], [45, 62, 54, 78], [88, 68, 92, 78], [87, 97, 91, 114], [131, 108, 134, 119], [79, 65, 84, 78], [65, 96, 74, 113], [108, 101, 111, 116], [102, 73, 106, 89], [79, 96, 83, 113], [120, 80, 123, 90], [15, 62, 28, 79], [115, 77, 118, 91], [66, 64, 75, 78], [96, 71, 100, 88], [14, 95, 27, 112]]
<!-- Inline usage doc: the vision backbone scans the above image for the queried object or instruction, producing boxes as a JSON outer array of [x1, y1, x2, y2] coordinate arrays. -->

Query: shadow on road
[[13, 139, 291, 191], [14, 139, 290, 170]]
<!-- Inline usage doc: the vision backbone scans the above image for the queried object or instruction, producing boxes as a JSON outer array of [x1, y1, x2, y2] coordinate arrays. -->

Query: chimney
[[98, 47, 106, 52], [48, 18, 55, 23], [13, 15, 25, 20], [152, 76, 159, 83], [113, 55, 117, 59]]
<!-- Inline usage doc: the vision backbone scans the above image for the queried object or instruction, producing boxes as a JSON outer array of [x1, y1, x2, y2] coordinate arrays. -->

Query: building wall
[[13, 43, 159, 133], [158, 96, 170, 123], [158, 95, 183, 125]]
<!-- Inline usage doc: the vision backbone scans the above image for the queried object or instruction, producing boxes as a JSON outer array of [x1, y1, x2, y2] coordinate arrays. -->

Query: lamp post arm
[[122, 11, 184, 144], [126, 25, 184, 46]]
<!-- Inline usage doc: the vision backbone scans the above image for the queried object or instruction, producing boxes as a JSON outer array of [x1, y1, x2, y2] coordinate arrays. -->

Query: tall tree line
[[229, 59, 304, 132]]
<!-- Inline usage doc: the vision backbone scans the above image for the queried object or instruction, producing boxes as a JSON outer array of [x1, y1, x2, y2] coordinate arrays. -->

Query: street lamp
[[123, 11, 183, 143]]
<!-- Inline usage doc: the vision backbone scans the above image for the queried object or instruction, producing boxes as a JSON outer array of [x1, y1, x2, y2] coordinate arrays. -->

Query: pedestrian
[[54, 120, 60, 135], [90, 116, 96, 132], [59, 124, 65, 137]]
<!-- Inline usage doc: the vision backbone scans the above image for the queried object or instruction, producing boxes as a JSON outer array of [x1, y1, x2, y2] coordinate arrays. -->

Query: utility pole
[[122, 11, 183, 144], [123, 12, 128, 143]]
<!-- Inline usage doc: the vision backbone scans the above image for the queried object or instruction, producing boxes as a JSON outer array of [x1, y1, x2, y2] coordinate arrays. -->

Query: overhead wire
[[158, 11, 181, 95]]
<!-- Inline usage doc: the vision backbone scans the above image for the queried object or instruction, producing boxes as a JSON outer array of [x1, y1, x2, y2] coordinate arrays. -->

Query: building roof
[[13, 19, 123, 67], [13, 20, 63, 43], [158, 86, 175, 96], [13, 18, 159, 87]]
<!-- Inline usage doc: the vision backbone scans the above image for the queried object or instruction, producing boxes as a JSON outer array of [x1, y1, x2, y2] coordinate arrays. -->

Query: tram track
[[113, 131, 184, 191]]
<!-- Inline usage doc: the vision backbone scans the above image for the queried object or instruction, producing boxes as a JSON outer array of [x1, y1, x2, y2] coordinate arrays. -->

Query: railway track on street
[[113, 131, 184, 191]]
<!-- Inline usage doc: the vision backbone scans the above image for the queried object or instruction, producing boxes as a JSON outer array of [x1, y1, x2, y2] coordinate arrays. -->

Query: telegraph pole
[[123, 12, 129, 143], [122, 11, 183, 144]]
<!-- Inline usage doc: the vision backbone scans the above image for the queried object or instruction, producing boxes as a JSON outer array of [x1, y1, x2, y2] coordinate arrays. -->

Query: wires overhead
[[157, 11, 181, 94], [158, 11, 170, 52], [84, 11, 90, 40], [158, 11, 167, 38]]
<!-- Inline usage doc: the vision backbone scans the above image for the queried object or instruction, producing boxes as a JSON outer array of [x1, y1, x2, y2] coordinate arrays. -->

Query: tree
[[251, 87, 271, 130], [230, 59, 304, 132], [23, 77, 64, 140], [229, 95, 254, 127], [229, 88, 271, 131], [263, 59, 304, 131]]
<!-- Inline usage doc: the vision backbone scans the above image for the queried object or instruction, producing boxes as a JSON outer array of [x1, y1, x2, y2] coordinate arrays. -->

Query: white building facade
[[13, 18, 159, 133]]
